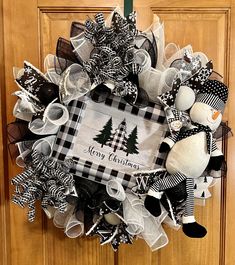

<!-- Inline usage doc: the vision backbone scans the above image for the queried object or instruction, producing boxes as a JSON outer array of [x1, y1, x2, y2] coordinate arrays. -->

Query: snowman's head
[[190, 102, 222, 131], [189, 80, 228, 131]]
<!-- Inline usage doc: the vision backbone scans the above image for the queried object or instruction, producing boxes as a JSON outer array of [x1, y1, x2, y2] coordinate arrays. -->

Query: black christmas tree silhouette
[[126, 126, 139, 156], [106, 119, 127, 152], [93, 117, 113, 147]]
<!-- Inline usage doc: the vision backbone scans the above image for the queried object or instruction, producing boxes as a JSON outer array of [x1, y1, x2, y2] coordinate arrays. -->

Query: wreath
[[8, 8, 231, 251]]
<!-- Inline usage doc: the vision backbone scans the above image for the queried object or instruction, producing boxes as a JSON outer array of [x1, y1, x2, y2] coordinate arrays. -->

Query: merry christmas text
[[83, 145, 140, 170]]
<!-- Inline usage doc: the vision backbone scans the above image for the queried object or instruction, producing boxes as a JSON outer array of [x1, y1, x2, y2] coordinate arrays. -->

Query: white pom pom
[[175, 85, 196, 111]]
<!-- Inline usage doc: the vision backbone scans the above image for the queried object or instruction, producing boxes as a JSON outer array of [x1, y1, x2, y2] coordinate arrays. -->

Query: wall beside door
[[0, 1, 234, 265]]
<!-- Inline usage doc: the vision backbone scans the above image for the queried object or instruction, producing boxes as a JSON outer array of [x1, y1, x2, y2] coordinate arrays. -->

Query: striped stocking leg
[[182, 178, 207, 238], [182, 178, 195, 223], [145, 172, 187, 217], [148, 172, 187, 197]]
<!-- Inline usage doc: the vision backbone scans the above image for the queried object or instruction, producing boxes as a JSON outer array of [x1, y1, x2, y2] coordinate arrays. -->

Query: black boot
[[182, 222, 207, 238], [144, 195, 162, 217]]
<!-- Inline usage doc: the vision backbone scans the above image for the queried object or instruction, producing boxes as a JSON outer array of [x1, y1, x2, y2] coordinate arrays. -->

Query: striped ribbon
[[11, 150, 75, 222], [81, 11, 142, 104]]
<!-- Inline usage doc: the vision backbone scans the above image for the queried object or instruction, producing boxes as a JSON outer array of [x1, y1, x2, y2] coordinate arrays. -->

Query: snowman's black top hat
[[195, 80, 228, 112]]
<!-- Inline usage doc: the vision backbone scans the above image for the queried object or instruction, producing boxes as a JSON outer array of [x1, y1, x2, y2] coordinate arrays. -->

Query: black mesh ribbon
[[56, 37, 81, 65], [136, 32, 158, 68], [7, 119, 43, 161], [70, 21, 85, 38]]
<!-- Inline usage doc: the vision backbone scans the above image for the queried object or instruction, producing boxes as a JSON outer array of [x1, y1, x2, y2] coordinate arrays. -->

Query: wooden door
[[1, 0, 235, 265]]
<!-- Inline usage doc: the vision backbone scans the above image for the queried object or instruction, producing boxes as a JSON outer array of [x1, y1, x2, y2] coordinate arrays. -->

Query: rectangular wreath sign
[[52, 95, 168, 189]]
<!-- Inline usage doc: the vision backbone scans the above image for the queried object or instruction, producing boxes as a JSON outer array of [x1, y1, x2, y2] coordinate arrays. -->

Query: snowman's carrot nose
[[212, 110, 220, 120]]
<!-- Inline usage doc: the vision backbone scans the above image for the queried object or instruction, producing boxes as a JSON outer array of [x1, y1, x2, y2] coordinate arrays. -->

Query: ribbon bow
[[170, 49, 202, 82], [158, 61, 213, 108], [82, 12, 141, 84], [78, 12, 144, 105], [86, 195, 133, 250]]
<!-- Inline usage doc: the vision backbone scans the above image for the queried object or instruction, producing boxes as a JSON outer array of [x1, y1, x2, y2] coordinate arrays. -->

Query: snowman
[[144, 79, 228, 238]]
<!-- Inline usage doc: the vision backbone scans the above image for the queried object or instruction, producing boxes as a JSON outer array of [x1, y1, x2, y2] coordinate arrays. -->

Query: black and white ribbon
[[73, 11, 143, 104], [11, 150, 75, 222], [179, 122, 212, 154]]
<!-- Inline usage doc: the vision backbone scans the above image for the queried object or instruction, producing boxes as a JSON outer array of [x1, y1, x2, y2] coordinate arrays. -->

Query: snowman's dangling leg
[[184, 178, 195, 217], [150, 172, 187, 192], [145, 172, 187, 217], [182, 178, 207, 238]]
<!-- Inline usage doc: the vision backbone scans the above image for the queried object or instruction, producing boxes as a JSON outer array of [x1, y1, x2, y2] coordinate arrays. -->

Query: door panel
[[118, 1, 233, 265], [1, 0, 235, 265], [2, 1, 121, 265], [39, 8, 113, 61], [3, 1, 44, 264]]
